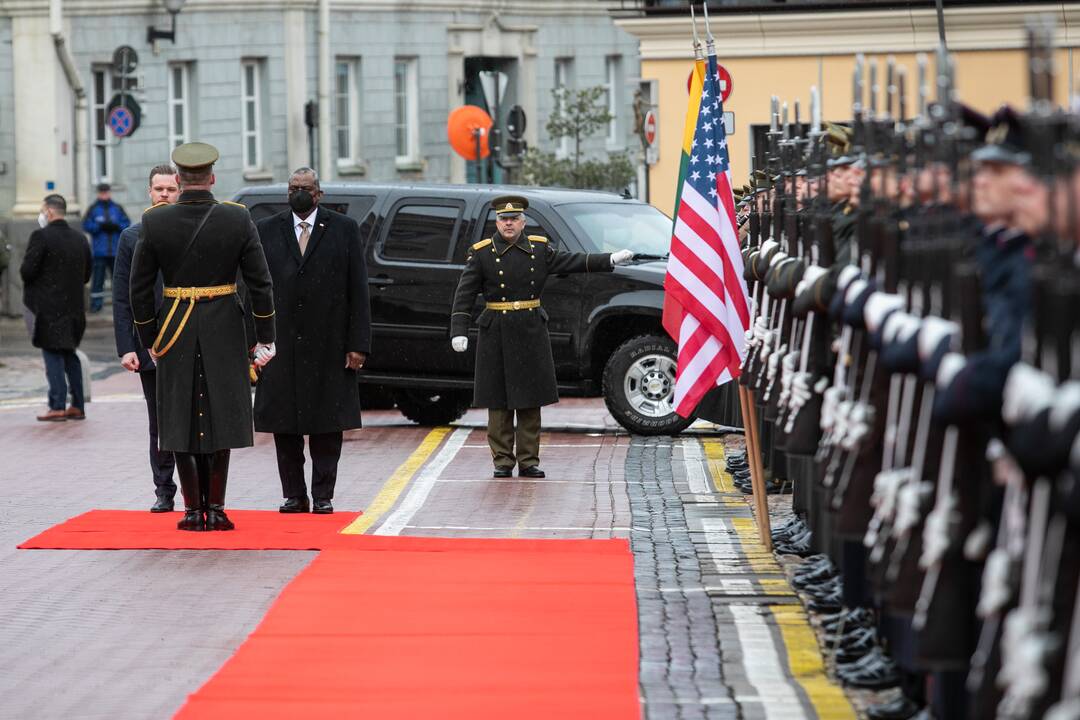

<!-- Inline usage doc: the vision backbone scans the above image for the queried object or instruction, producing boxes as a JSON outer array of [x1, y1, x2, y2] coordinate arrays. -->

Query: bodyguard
[[130, 142, 276, 531], [450, 195, 633, 477], [254, 167, 371, 515], [113, 165, 180, 512]]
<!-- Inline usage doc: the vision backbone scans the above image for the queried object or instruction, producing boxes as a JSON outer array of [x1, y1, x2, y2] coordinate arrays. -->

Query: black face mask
[[288, 189, 315, 214]]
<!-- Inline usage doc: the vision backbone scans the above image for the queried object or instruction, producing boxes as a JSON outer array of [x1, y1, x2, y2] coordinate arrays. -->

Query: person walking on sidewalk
[[82, 182, 130, 313], [254, 167, 371, 515], [450, 195, 634, 478], [130, 142, 276, 532], [21, 194, 92, 422], [113, 164, 180, 513]]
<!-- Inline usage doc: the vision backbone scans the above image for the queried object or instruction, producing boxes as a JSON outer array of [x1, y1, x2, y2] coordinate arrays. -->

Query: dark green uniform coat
[[253, 207, 371, 435], [130, 190, 275, 453], [450, 232, 612, 409]]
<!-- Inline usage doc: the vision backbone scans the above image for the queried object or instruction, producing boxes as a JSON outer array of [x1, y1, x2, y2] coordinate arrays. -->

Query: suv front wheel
[[393, 388, 472, 426], [602, 334, 694, 436]]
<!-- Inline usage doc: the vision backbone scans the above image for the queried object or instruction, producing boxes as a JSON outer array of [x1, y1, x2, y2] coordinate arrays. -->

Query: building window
[[91, 67, 120, 183], [605, 55, 620, 145], [394, 57, 420, 166], [241, 60, 263, 171], [554, 58, 572, 159], [168, 63, 191, 150], [335, 58, 361, 167]]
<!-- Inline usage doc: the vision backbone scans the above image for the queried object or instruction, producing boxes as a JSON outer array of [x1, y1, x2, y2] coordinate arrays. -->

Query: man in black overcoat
[[254, 167, 371, 514], [113, 164, 180, 512], [450, 195, 633, 477], [21, 193, 91, 422], [130, 142, 276, 531]]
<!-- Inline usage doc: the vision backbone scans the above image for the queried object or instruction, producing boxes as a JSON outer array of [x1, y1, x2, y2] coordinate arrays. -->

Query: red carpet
[[17, 510, 360, 550], [175, 538, 641, 719]]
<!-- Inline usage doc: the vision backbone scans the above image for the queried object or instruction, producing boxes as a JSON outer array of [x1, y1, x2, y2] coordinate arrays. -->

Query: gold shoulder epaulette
[[528, 235, 548, 243], [222, 200, 246, 208], [143, 201, 169, 214], [472, 239, 493, 251]]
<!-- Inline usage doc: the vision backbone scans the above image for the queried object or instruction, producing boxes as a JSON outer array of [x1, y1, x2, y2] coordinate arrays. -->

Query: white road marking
[[374, 427, 472, 536], [680, 437, 711, 493], [728, 604, 809, 718], [404, 525, 635, 532]]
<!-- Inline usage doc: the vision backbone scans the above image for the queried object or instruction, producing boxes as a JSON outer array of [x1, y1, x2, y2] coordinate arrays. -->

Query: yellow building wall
[[644, 48, 1077, 217]]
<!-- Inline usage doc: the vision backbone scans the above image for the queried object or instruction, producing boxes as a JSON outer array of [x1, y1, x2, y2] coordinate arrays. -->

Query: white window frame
[[168, 63, 191, 151], [394, 57, 420, 167], [554, 58, 572, 159], [335, 57, 361, 168], [241, 59, 263, 172], [90, 67, 118, 184], [605, 55, 620, 146]]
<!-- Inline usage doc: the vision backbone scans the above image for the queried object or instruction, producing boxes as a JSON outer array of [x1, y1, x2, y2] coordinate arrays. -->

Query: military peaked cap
[[492, 195, 529, 216], [972, 105, 1030, 166], [172, 142, 220, 172]]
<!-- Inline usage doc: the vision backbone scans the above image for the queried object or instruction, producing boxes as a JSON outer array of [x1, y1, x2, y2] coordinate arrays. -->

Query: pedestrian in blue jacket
[[82, 182, 130, 312]]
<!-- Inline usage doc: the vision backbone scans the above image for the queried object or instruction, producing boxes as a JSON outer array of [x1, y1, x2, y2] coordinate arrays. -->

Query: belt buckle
[[512, 300, 521, 311]]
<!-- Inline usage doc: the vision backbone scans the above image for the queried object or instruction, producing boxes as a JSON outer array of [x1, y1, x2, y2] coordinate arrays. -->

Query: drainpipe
[[50, 0, 88, 210], [317, 0, 331, 178]]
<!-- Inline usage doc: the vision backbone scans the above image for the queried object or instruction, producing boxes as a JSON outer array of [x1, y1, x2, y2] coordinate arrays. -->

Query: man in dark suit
[[254, 167, 371, 515], [21, 194, 91, 422], [130, 142, 276, 531], [113, 164, 179, 512]]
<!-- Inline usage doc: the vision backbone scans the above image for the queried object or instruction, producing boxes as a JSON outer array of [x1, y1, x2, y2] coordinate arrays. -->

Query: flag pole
[[691, 5, 703, 60]]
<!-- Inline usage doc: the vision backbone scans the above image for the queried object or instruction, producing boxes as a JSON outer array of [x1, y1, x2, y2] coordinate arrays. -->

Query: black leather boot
[[174, 453, 205, 531], [205, 450, 234, 531]]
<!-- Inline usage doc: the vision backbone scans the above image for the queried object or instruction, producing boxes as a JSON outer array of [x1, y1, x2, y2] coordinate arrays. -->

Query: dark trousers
[[273, 432, 343, 500], [139, 370, 176, 500], [42, 349, 83, 411], [487, 407, 541, 469], [90, 256, 113, 311]]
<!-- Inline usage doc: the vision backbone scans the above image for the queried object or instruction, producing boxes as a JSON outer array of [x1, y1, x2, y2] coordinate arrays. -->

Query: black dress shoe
[[279, 497, 310, 513], [205, 506, 234, 531], [177, 510, 205, 531], [519, 466, 546, 478], [151, 497, 174, 513], [312, 499, 334, 514], [840, 655, 900, 689], [822, 607, 874, 635], [493, 467, 513, 478], [866, 696, 922, 720], [806, 589, 844, 613]]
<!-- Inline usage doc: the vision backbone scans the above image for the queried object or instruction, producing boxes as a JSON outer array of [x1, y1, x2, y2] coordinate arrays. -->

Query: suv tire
[[602, 334, 694, 436], [393, 388, 472, 426]]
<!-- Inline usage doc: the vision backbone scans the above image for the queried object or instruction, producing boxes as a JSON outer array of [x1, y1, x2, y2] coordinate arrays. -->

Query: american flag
[[662, 48, 750, 418]]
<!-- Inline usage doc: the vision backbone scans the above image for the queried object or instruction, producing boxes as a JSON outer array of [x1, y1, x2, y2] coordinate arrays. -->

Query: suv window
[[477, 210, 560, 250], [381, 202, 464, 263], [247, 201, 356, 223]]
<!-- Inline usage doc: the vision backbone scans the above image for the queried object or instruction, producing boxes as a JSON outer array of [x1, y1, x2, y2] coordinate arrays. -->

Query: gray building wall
[[0, 3, 641, 315]]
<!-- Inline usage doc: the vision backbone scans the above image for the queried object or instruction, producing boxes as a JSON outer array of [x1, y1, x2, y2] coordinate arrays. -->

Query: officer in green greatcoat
[[450, 196, 633, 478]]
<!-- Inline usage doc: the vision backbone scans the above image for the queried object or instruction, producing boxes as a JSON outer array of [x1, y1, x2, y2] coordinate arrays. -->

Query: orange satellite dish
[[448, 105, 493, 160]]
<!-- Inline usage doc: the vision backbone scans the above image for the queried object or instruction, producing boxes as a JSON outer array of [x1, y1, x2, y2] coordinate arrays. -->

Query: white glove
[[451, 336, 468, 353], [610, 249, 634, 266], [253, 342, 276, 368]]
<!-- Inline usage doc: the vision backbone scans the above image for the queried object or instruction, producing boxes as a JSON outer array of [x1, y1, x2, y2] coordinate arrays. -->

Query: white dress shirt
[[292, 207, 319, 244]]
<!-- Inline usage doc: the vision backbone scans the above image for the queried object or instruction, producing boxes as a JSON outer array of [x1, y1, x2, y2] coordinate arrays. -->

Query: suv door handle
[[369, 276, 395, 286]]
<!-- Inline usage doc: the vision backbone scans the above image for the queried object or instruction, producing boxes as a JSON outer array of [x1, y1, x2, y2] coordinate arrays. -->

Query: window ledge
[[395, 158, 424, 172], [243, 170, 274, 182], [337, 161, 368, 177]]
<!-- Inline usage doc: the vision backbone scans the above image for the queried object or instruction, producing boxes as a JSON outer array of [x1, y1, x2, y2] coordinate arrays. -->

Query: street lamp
[[147, 0, 186, 44]]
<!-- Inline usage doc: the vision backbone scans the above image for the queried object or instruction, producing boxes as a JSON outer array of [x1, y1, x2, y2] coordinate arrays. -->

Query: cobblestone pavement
[[0, 331, 854, 718]]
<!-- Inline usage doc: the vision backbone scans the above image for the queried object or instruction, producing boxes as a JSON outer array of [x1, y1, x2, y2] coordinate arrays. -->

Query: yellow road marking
[[771, 604, 858, 719], [702, 438, 734, 493], [340, 427, 451, 535]]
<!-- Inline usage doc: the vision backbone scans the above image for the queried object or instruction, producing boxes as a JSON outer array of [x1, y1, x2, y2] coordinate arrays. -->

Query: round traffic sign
[[108, 106, 135, 138], [112, 45, 138, 76], [643, 110, 657, 146]]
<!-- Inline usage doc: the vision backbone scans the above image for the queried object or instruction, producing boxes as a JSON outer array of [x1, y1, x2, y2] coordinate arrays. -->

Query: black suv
[[234, 183, 691, 436]]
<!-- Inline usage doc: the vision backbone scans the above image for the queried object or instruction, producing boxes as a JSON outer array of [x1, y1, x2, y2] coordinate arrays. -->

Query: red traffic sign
[[643, 110, 658, 146], [108, 106, 135, 138], [687, 64, 734, 104]]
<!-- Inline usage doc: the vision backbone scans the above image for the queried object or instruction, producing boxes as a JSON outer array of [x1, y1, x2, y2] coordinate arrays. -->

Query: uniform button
[[199, 412, 204, 417], [199, 432, 205, 437], [495, 258, 500, 263], [530, 281, 535, 285], [498, 270, 504, 275], [502, 310, 507, 314], [501, 297, 506, 301], [530, 268, 534, 272]]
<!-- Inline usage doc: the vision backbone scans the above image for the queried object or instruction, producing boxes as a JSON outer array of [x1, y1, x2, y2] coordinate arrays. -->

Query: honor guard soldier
[[451, 195, 634, 478], [130, 142, 276, 531]]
